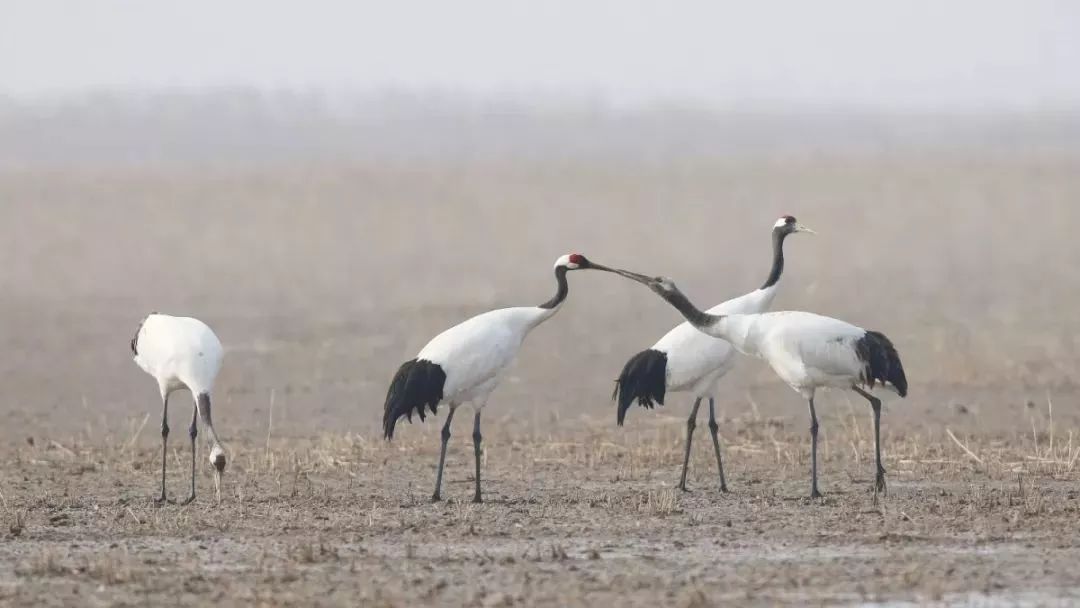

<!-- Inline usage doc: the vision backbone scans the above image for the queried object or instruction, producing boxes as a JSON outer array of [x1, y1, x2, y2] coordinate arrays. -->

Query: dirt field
[[3, 152, 1080, 605]]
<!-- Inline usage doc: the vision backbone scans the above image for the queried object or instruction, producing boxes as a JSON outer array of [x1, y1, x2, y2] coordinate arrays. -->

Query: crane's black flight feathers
[[854, 331, 908, 397], [612, 349, 668, 425], [383, 358, 447, 439]]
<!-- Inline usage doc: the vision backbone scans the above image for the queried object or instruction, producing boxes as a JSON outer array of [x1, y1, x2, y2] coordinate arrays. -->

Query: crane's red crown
[[774, 215, 797, 228], [568, 253, 586, 265]]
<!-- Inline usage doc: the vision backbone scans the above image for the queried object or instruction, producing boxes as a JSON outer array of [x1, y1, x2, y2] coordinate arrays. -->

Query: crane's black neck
[[660, 286, 723, 329], [538, 266, 569, 309], [760, 228, 789, 290]]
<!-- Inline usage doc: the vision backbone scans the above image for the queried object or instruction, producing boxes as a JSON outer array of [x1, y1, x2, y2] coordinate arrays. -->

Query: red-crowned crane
[[613, 215, 813, 492], [131, 313, 226, 504], [383, 253, 621, 503], [606, 271, 907, 500]]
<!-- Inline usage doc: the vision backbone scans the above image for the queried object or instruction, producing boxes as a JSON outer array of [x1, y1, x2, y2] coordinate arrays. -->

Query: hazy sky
[[3, 0, 1079, 109]]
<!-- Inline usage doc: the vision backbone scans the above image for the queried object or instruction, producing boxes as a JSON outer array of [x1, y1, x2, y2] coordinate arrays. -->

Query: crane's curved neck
[[662, 287, 723, 331], [760, 228, 789, 290], [538, 266, 569, 310], [660, 286, 759, 354]]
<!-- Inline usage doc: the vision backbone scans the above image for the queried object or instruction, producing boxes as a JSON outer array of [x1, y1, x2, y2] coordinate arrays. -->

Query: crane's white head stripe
[[555, 253, 583, 270]]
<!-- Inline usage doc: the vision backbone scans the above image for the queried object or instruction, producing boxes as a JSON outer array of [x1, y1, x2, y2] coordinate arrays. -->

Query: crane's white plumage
[[652, 288, 769, 394], [608, 271, 907, 500], [398, 253, 586, 414], [382, 253, 617, 503], [134, 314, 223, 398], [131, 312, 226, 504], [416, 306, 555, 405], [613, 216, 813, 492], [689, 310, 905, 398]]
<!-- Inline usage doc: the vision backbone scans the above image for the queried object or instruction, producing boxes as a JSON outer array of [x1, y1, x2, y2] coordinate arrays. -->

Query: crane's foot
[[181, 493, 196, 506], [472, 494, 483, 504], [875, 469, 887, 496], [810, 488, 823, 499], [719, 483, 729, 494], [431, 492, 442, 503], [677, 483, 691, 493], [153, 494, 175, 506]]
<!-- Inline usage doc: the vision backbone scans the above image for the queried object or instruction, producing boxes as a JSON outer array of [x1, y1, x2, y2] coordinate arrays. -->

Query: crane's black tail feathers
[[855, 331, 908, 398], [612, 349, 668, 426], [383, 359, 446, 439], [130, 312, 156, 356]]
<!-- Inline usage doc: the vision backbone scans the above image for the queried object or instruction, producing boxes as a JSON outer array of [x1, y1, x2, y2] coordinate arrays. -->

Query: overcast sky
[[2, 0, 1078, 109]]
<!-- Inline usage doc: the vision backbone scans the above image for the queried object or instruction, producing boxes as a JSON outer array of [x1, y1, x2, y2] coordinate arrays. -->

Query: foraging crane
[[383, 253, 619, 503], [131, 313, 227, 504], [605, 270, 907, 499], [613, 216, 813, 492]]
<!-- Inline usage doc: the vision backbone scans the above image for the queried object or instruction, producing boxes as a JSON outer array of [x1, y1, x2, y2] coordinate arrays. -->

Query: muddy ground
[[2, 152, 1080, 605]]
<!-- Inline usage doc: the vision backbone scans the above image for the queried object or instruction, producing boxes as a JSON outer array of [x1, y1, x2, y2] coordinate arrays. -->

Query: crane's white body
[[134, 314, 223, 398], [618, 266, 906, 499], [418, 306, 555, 408], [654, 286, 777, 398], [385, 253, 597, 503], [658, 300, 907, 498], [692, 310, 897, 398], [132, 312, 227, 498]]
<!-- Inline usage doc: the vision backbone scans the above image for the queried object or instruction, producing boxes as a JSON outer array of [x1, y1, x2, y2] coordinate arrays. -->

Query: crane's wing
[[765, 312, 866, 378]]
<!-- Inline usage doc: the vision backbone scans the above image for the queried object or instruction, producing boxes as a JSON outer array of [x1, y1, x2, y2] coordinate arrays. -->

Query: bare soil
[[2, 154, 1080, 606]]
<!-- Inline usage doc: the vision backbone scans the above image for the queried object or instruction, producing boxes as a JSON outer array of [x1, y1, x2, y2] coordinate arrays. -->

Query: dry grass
[[2, 411, 1080, 606], [11, 396, 1079, 501]]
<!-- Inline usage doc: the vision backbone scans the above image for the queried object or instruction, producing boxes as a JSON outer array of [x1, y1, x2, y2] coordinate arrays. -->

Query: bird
[[604, 269, 907, 500], [131, 313, 227, 504], [613, 215, 814, 493], [383, 253, 621, 503]]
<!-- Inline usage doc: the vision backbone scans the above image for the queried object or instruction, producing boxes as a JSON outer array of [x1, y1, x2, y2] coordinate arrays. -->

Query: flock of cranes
[[614, 215, 814, 493], [132, 215, 906, 505]]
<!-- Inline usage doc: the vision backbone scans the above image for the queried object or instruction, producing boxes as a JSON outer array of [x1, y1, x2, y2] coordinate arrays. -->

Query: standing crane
[[383, 253, 621, 503], [605, 270, 907, 499], [613, 215, 813, 492], [131, 313, 227, 504]]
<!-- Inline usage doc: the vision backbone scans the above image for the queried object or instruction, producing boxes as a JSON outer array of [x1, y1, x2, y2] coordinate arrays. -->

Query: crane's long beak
[[585, 262, 656, 285], [795, 223, 816, 235]]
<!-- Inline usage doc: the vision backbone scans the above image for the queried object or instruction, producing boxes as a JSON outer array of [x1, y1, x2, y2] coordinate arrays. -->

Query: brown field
[[2, 152, 1080, 605]]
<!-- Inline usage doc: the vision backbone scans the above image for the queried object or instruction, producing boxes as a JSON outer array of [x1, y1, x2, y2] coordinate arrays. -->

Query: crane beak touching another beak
[[611, 268, 657, 286], [586, 262, 657, 286], [795, 223, 816, 235]]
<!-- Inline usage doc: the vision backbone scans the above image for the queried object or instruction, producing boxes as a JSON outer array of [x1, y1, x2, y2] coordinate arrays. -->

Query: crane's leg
[[853, 386, 886, 500], [707, 398, 729, 493], [155, 392, 171, 504], [808, 396, 821, 499], [181, 402, 198, 505], [472, 411, 483, 504], [677, 398, 702, 492], [432, 406, 457, 502]]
